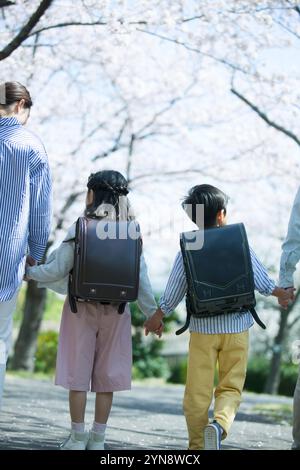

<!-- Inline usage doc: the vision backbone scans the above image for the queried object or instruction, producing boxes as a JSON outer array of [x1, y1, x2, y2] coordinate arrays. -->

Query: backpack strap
[[175, 310, 192, 336], [67, 217, 81, 314], [249, 307, 266, 329], [176, 308, 265, 334], [68, 270, 78, 313], [118, 302, 126, 315], [175, 292, 194, 335]]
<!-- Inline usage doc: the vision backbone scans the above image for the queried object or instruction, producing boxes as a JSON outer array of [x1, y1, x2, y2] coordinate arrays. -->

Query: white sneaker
[[60, 430, 89, 450], [86, 430, 105, 450]]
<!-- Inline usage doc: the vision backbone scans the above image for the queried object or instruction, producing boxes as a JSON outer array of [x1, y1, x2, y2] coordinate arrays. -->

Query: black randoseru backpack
[[68, 217, 142, 314], [176, 223, 265, 335]]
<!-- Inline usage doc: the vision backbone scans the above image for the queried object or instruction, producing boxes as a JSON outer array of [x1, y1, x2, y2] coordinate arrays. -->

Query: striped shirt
[[159, 246, 276, 334], [0, 116, 52, 301]]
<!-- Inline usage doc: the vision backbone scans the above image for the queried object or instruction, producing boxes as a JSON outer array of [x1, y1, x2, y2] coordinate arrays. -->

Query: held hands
[[275, 286, 296, 309], [144, 308, 164, 338], [23, 255, 36, 281], [26, 255, 37, 267]]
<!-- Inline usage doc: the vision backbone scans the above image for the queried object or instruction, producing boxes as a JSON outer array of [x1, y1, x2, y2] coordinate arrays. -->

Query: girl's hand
[[23, 263, 31, 281], [26, 255, 37, 266]]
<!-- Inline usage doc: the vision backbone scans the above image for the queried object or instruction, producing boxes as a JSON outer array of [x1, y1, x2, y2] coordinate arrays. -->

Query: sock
[[71, 421, 85, 433], [92, 421, 107, 434]]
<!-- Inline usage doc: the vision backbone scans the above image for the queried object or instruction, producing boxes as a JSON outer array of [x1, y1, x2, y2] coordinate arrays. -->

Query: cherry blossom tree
[[1, 1, 299, 382]]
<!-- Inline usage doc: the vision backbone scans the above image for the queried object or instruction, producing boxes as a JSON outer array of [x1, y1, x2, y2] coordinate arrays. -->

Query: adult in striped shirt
[[144, 184, 293, 450], [0, 82, 52, 409]]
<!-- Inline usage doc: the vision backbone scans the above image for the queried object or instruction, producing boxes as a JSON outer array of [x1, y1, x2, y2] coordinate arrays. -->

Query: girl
[[26, 170, 158, 451]]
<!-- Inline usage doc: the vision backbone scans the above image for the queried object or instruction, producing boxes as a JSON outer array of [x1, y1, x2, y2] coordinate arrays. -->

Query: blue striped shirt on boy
[[159, 247, 275, 334], [0, 117, 52, 301]]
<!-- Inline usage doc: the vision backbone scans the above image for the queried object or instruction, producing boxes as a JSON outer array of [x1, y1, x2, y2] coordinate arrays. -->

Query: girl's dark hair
[[182, 184, 229, 228], [0, 81, 32, 108], [85, 170, 132, 220]]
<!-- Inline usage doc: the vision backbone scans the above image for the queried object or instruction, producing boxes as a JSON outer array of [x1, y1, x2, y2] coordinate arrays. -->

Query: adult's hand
[[278, 286, 295, 309], [23, 255, 36, 281]]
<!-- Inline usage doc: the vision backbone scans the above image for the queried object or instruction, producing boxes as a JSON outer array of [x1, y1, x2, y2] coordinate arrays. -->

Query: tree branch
[[71, 106, 127, 157], [274, 18, 300, 40], [227, 5, 298, 14], [28, 20, 106, 36], [136, 28, 250, 75], [181, 15, 204, 23], [130, 142, 266, 187], [54, 190, 85, 231], [0, 0, 15, 7], [286, 290, 300, 329], [92, 82, 195, 162], [231, 87, 300, 147], [28, 19, 148, 38], [92, 118, 129, 162], [0, 0, 54, 61]]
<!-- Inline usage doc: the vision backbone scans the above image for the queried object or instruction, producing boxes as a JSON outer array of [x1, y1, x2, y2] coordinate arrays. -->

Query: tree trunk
[[264, 309, 288, 394], [264, 290, 300, 394], [10, 280, 47, 371]]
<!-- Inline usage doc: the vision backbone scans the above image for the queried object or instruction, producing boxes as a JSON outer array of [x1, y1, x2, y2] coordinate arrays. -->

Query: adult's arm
[[279, 187, 300, 287], [28, 146, 52, 261]]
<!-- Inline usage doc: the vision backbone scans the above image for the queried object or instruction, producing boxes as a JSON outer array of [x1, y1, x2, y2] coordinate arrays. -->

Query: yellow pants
[[183, 330, 249, 450]]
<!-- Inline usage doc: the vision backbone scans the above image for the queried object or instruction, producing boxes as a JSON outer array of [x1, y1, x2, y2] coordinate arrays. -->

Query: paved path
[[0, 375, 293, 450]]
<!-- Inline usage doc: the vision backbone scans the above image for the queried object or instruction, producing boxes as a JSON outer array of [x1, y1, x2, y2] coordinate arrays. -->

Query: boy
[[145, 184, 293, 450]]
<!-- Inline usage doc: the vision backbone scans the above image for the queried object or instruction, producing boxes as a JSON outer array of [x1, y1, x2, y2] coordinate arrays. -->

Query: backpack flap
[[71, 217, 141, 304], [180, 223, 256, 317]]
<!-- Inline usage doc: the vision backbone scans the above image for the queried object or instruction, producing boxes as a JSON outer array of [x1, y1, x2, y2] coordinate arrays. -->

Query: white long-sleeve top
[[26, 223, 157, 318]]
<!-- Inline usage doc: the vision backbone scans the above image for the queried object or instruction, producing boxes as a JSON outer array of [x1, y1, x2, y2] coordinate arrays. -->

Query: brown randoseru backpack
[[176, 223, 265, 335], [68, 217, 142, 314]]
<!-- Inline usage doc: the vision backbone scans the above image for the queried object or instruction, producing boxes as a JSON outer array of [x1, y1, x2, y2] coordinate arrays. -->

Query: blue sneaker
[[203, 421, 223, 450]]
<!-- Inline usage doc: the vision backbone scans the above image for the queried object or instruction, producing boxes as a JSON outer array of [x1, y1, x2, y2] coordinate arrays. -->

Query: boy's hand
[[144, 309, 164, 338]]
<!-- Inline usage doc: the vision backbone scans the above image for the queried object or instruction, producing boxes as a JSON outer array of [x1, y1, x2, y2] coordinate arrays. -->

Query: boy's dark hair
[[182, 184, 229, 228], [85, 170, 132, 220]]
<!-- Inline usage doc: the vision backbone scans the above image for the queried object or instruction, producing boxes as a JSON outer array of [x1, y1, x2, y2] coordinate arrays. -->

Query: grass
[[252, 403, 293, 425], [44, 291, 65, 323]]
